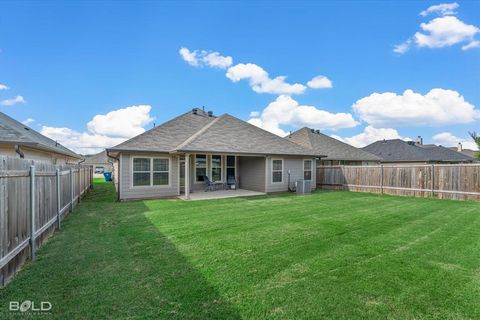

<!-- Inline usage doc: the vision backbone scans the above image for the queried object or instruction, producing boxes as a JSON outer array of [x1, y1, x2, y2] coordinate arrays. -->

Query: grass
[[1, 180, 479, 319]]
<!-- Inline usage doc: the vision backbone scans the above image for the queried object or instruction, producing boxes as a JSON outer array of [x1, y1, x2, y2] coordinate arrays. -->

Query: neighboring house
[[0, 112, 82, 164], [107, 108, 321, 200], [362, 137, 476, 164], [448, 143, 479, 161], [84, 150, 115, 176], [287, 127, 381, 166]]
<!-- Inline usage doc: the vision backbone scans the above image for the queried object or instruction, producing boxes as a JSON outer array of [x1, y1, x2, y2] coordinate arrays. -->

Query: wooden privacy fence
[[317, 164, 480, 201], [0, 156, 93, 286]]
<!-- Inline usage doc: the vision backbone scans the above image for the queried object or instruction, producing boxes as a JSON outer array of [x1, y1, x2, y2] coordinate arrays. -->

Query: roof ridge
[[172, 114, 225, 151]]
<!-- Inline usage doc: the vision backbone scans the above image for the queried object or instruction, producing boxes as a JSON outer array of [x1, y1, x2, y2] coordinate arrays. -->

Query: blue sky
[[0, 1, 479, 154]]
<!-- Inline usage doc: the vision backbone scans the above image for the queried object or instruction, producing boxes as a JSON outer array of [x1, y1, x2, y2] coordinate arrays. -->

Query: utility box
[[296, 179, 312, 194]]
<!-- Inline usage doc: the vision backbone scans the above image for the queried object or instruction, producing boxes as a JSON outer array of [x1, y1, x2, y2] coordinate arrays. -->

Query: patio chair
[[203, 176, 223, 192], [226, 175, 237, 190]]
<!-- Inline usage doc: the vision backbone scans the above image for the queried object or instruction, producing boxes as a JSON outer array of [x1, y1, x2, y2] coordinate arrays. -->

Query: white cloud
[[0, 84, 8, 90], [331, 126, 405, 148], [226, 63, 306, 95], [87, 105, 153, 138], [179, 47, 233, 69], [394, 38, 413, 54], [432, 132, 479, 150], [248, 95, 358, 136], [249, 111, 260, 117], [179, 47, 199, 66], [352, 88, 480, 127], [41, 105, 155, 154], [420, 2, 459, 17], [22, 118, 35, 126], [0, 95, 26, 106], [462, 40, 480, 50], [307, 75, 333, 89], [415, 16, 479, 49]]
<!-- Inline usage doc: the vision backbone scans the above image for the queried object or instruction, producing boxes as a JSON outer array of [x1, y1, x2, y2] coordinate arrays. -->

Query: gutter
[[14, 144, 25, 158], [106, 150, 121, 202]]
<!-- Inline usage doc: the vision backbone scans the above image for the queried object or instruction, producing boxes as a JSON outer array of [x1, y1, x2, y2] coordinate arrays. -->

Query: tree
[[469, 131, 480, 160]]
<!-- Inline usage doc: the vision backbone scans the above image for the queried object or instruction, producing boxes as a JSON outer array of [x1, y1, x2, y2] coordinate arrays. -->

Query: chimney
[[457, 142, 462, 152], [416, 135, 423, 145]]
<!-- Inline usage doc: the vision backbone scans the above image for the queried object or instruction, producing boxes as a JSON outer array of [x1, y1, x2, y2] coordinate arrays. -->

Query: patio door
[[179, 158, 185, 194]]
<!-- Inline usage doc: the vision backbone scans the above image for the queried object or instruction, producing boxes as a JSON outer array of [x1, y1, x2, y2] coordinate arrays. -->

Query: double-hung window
[[132, 157, 169, 186], [195, 154, 207, 182], [303, 159, 312, 180], [211, 155, 222, 182], [226, 156, 236, 182], [272, 159, 283, 183]]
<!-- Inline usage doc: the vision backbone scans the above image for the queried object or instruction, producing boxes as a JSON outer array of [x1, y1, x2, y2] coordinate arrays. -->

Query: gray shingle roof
[[84, 150, 111, 164], [177, 115, 319, 156], [0, 112, 82, 159], [287, 127, 381, 161], [108, 109, 215, 153], [108, 109, 320, 156], [362, 139, 475, 162], [448, 147, 479, 159]]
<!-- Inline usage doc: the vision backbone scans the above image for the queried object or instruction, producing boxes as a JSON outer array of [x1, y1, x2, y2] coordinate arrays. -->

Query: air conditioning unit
[[296, 179, 312, 194]]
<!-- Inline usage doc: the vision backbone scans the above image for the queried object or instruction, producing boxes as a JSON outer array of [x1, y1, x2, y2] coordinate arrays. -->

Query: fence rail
[[316, 164, 480, 201], [0, 156, 93, 287]]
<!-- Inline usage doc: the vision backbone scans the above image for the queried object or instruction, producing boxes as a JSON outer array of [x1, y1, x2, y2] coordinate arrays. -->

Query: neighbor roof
[[84, 150, 112, 164], [287, 127, 381, 161], [362, 139, 475, 162], [448, 147, 479, 159], [108, 109, 321, 156], [0, 112, 82, 159]]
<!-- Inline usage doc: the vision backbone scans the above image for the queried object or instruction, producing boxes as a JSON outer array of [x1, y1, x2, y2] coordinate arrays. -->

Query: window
[[303, 159, 312, 180], [195, 154, 207, 182], [133, 158, 151, 186], [211, 155, 222, 182], [132, 157, 169, 187], [272, 159, 283, 183], [153, 159, 169, 185], [226, 155, 236, 183]]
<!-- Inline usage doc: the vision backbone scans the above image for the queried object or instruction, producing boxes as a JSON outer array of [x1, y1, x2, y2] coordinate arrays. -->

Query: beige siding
[[119, 152, 179, 200], [238, 156, 266, 192], [0, 144, 79, 164], [266, 156, 316, 193]]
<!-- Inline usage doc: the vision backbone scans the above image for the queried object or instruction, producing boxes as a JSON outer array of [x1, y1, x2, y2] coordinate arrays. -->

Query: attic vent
[[407, 141, 415, 146], [310, 129, 315, 133], [207, 111, 213, 117], [192, 108, 198, 115], [315, 130, 320, 134]]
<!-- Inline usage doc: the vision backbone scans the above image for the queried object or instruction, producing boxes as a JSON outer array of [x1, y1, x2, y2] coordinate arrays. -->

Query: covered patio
[[178, 188, 265, 201]]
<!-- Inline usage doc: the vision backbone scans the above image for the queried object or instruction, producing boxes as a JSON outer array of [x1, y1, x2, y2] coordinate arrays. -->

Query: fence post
[[70, 168, 74, 213], [56, 168, 61, 230], [78, 166, 81, 203], [29, 165, 36, 261], [380, 164, 384, 194], [431, 164, 435, 198]]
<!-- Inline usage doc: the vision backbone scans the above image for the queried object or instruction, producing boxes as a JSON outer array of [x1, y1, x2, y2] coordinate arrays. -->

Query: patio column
[[185, 153, 190, 200]]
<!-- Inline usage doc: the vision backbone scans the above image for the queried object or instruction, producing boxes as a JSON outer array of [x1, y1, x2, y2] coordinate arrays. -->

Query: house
[[84, 150, 115, 176], [0, 111, 82, 164], [362, 137, 476, 164], [106, 108, 322, 200], [287, 127, 381, 166], [448, 143, 479, 161]]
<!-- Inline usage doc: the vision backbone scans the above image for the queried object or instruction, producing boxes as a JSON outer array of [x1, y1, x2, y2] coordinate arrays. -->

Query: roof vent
[[407, 141, 415, 146], [315, 130, 320, 134], [192, 108, 198, 115], [310, 128, 315, 133], [416, 135, 423, 145], [207, 111, 213, 117]]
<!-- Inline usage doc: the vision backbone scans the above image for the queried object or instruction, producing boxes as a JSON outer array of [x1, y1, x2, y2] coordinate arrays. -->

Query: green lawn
[[1, 181, 479, 319]]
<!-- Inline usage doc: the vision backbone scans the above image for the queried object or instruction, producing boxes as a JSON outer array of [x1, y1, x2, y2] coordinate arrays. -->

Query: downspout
[[14, 144, 25, 158], [106, 151, 121, 202]]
